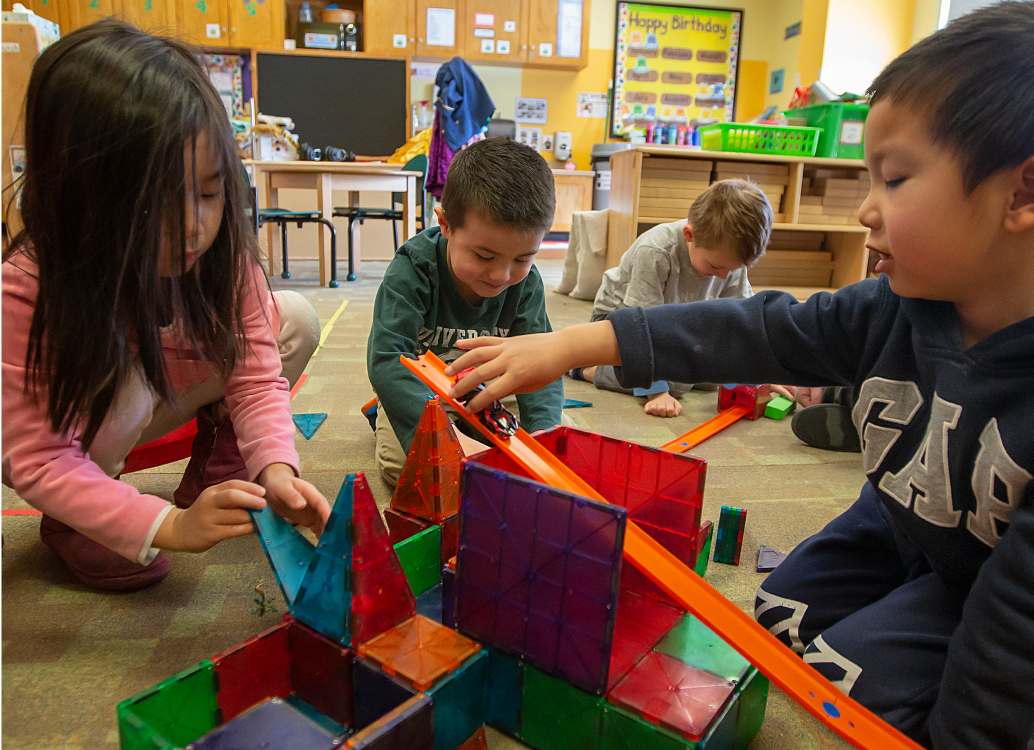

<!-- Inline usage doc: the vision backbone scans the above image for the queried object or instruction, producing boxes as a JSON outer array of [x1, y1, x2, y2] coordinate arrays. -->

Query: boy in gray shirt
[[570, 179, 772, 416]]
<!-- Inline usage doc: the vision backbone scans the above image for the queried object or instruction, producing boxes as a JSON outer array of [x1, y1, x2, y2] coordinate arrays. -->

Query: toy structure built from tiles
[[117, 434, 771, 750], [714, 506, 748, 566]]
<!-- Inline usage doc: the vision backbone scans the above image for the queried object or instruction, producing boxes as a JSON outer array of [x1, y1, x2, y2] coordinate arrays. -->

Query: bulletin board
[[611, 2, 742, 137]]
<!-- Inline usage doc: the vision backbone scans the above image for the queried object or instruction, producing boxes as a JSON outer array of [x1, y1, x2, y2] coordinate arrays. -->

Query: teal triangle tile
[[292, 473, 357, 645], [292, 413, 329, 440], [249, 507, 316, 607]]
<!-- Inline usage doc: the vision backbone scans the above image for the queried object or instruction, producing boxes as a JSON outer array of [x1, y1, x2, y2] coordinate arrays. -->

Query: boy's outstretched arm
[[446, 321, 620, 413]]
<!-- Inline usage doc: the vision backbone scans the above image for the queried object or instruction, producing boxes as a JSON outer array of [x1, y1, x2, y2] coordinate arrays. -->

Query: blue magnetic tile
[[442, 565, 456, 628], [249, 507, 315, 607], [351, 657, 419, 731], [456, 462, 627, 695], [426, 649, 489, 750], [486, 647, 522, 737], [346, 693, 434, 750], [190, 697, 340, 749], [293, 475, 356, 645], [283, 695, 347, 736], [416, 583, 444, 623], [293, 413, 329, 440], [563, 398, 593, 409]]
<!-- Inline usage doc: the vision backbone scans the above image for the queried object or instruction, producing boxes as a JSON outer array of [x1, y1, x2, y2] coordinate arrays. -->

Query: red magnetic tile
[[608, 651, 735, 741], [718, 384, 772, 420], [608, 589, 684, 689], [352, 475, 417, 647], [386, 507, 432, 546], [212, 622, 291, 722], [288, 617, 354, 729]]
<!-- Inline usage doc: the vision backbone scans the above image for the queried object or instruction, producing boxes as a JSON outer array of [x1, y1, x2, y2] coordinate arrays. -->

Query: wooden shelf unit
[[608, 146, 871, 301]]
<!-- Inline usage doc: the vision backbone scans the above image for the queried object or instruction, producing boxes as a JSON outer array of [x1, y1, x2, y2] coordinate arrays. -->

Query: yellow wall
[[736, 59, 768, 121], [821, 0, 916, 94], [760, 0, 805, 112], [799, 0, 829, 87]]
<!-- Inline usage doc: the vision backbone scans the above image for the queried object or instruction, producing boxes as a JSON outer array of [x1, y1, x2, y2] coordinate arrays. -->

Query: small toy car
[[454, 369, 520, 437]]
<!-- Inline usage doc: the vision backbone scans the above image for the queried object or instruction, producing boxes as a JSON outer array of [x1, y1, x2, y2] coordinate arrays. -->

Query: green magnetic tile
[[732, 668, 768, 750], [394, 525, 442, 596], [116, 706, 175, 750], [118, 660, 218, 747], [654, 616, 750, 684], [601, 702, 691, 750], [695, 523, 713, 577], [521, 665, 604, 750]]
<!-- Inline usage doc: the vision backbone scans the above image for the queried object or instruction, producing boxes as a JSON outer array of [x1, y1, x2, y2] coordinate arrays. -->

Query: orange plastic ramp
[[660, 405, 751, 453], [400, 353, 924, 750]]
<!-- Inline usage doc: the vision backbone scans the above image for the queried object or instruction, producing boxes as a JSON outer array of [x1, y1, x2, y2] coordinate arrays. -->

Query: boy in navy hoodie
[[442, 4, 1034, 748]]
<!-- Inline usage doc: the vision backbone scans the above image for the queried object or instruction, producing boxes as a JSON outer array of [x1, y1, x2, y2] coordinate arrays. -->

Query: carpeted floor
[[1, 258, 858, 750]]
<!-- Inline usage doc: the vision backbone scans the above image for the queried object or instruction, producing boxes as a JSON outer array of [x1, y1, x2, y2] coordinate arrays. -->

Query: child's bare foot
[[645, 391, 682, 417], [582, 366, 597, 381]]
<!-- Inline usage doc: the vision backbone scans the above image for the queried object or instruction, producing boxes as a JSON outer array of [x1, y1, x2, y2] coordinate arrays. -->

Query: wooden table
[[247, 160, 421, 287], [550, 169, 594, 232]]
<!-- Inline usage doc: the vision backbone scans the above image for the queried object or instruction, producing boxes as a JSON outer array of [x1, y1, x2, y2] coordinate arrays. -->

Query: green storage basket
[[698, 122, 820, 157], [785, 102, 869, 159]]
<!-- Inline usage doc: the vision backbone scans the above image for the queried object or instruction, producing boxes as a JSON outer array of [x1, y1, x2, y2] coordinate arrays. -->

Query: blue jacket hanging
[[434, 57, 496, 152]]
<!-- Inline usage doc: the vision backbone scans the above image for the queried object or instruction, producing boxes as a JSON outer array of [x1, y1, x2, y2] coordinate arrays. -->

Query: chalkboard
[[256, 53, 407, 157]]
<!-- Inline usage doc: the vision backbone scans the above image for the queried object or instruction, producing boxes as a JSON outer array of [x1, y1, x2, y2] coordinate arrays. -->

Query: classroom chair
[[332, 154, 428, 272], [256, 208, 342, 287]]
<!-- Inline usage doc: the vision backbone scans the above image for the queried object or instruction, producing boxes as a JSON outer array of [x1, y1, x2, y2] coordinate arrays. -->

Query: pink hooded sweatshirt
[[2, 252, 300, 563]]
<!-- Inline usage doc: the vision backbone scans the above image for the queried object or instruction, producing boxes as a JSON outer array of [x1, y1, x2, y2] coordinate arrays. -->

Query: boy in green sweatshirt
[[367, 137, 564, 485]]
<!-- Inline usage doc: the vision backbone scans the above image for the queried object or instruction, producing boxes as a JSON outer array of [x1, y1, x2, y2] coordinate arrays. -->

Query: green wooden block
[[394, 525, 442, 597], [601, 702, 691, 750], [764, 395, 794, 420], [521, 665, 604, 750], [117, 660, 218, 748], [426, 648, 489, 750], [654, 616, 750, 684], [695, 522, 714, 577]]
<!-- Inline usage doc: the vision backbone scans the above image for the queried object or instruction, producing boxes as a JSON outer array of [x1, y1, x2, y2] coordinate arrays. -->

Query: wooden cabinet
[[527, 0, 589, 69], [121, 0, 176, 33], [364, 0, 414, 56], [608, 146, 872, 300], [550, 169, 593, 232], [174, 0, 228, 44], [461, 0, 527, 63], [63, 0, 117, 30], [16, 0, 62, 25], [414, 0, 459, 56], [226, 0, 282, 48]]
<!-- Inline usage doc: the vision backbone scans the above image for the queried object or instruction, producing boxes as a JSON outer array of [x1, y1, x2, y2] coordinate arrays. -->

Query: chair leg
[[315, 218, 340, 288], [280, 222, 290, 279], [392, 220, 399, 252], [347, 216, 356, 282]]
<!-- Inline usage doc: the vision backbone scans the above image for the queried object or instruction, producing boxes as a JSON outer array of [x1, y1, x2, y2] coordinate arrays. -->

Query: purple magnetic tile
[[456, 462, 627, 695], [460, 514, 504, 560]]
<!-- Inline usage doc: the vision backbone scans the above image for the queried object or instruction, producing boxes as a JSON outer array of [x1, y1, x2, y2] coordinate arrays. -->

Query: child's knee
[[273, 291, 320, 386]]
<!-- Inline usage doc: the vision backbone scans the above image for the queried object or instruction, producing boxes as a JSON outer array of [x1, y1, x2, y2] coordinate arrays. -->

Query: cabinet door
[[174, 0, 227, 45], [365, 0, 414, 56], [121, 0, 176, 33], [228, 0, 281, 48], [415, 0, 460, 56], [62, 0, 117, 31], [25, 0, 62, 25], [463, 0, 526, 63], [527, 0, 588, 69]]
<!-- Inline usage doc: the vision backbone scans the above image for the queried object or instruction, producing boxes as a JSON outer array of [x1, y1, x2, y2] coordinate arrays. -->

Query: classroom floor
[[1, 258, 859, 750]]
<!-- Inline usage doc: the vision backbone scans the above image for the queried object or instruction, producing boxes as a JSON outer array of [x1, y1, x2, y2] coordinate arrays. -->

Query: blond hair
[[687, 179, 773, 265]]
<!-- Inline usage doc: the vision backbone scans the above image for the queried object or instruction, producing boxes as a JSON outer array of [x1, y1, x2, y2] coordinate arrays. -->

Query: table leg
[[402, 175, 417, 243], [264, 171, 282, 278], [348, 190, 361, 275], [316, 172, 332, 287]]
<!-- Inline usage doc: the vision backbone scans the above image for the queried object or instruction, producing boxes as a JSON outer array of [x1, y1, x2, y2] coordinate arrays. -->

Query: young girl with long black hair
[[2, 19, 329, 591]]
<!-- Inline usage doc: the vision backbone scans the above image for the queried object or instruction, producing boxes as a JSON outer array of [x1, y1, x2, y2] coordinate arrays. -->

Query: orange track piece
[[400, 353, 924, 750], [660, 405, 751, 453]]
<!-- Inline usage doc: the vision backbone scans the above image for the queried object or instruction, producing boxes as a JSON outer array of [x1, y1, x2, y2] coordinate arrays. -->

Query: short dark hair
[[440, 137, 556, 234], [867, 1, 1034, 193]]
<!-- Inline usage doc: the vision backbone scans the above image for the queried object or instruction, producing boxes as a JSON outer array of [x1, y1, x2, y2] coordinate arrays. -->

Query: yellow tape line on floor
[[313, 299, 349, 357]]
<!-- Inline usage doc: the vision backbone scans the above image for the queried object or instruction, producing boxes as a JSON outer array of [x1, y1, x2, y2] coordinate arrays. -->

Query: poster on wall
[[610, 2, 742, 138]]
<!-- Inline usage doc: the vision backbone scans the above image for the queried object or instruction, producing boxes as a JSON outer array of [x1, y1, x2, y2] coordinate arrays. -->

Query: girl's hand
[[257, 463, 331, 536], [445, 322, 621, 413], [769, 384, 797, 401], [154, 480, 266, 553]]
